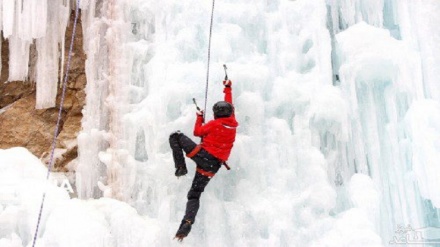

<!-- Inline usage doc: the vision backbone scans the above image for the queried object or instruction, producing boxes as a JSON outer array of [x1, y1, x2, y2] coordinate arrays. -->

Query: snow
[[38, 198, 163, 247], [0, 148, 68, 246], [0, 148, 164, 247], [1, 0, 440, 246]]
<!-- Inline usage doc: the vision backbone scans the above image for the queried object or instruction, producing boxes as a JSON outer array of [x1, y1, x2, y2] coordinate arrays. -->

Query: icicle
[[31, 0, 47, 39], [59, 0, 70, 91], [358, 0, 384, 27], [35, 1, 70, 109], [2, 0, 15, 39], [0, 0, 3, 31], [8, 36, 31, 82], [79, 0, 98, 54], [7, 0, 28, 81], [19, 0, 33, 42], [76, 0, 110, 199], [0, 2, 2, 78], [332, 0, 384, 32], [0, 36, 2, 78]]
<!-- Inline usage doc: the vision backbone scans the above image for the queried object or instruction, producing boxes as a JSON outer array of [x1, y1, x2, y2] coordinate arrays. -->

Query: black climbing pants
[[169, 132, 221, 223]]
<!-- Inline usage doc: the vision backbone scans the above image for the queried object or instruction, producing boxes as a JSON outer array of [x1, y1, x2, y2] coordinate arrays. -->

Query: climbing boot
[[175, 166, 188, 177], [175, 219, 192, 241]]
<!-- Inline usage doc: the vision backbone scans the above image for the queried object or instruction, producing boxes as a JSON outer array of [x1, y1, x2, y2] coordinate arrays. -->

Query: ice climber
[[169, 79, 238, 241]]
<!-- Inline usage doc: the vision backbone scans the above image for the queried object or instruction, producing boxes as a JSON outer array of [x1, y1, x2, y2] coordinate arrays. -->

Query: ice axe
[[223, 64, 228, 81], [192, 98, 201, 112], [193, 98, 206, 124]]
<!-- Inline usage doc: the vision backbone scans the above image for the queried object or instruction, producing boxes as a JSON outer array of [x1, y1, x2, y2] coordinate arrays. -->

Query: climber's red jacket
[[194, 87, 238, 161]]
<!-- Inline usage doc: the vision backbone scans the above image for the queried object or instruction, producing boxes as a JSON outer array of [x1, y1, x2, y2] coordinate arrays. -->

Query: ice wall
[[395, 0, 440, 101], [76, 1, 135, 200], [75, 0, 384, 246], [405, 101, 440, 209], [326, 0, 440, 100], [72, 0, 440, 246], [334, 22, 426, 242], [1, 0, 439, 246], [326, 0, 440, 242], [0, 0, 70, 109], [326, 0, 384, 34]]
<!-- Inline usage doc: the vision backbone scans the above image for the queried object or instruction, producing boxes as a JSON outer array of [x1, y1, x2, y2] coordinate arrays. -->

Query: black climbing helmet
[[213, 101, 233, 119]]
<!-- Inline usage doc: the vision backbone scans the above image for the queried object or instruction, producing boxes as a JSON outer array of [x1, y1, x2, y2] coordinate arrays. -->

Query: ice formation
[[1, 0, 440, 246], [0, 0, 70, 109]]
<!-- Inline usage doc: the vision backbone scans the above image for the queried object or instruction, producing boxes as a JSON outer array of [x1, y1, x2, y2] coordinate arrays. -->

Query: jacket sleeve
[[224, 86, 233, 104], [194, 116, 215, 137]]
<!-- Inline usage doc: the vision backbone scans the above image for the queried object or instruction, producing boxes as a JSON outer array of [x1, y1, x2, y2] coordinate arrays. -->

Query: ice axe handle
[[223, 64, 228, 81], [192, 98, 201, 111]]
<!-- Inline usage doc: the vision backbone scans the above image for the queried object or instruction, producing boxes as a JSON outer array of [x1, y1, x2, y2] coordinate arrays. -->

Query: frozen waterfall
[[1, 0, 440, 246]]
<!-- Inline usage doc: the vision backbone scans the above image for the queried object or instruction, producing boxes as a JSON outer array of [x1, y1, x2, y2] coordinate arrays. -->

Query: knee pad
[[187, 190, 202, 200], [169, 130, 182, 140]]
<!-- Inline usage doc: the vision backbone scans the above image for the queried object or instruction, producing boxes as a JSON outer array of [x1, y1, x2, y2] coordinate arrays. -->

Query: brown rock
[[0, 81, 34, 108], [0, 92, 58, 155], [0, 11, 86, 171]]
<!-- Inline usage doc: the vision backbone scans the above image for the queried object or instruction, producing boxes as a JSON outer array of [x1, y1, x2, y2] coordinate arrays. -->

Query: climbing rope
[[203, 0, 216, 123], [32, 1, 80, 246]]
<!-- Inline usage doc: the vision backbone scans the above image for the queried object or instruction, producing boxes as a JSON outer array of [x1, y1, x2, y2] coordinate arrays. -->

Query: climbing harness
[[203, 0, 216, 123], [31, 1, 80, 246], [186, 145, 202, 159], [196, 167, 215, 178], [186, 144, 230, 175]]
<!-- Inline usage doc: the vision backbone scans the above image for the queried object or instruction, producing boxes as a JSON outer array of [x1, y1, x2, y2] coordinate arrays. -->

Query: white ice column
[[77, 0, 133, 200], [35, 1, 69, 109], [395, 0, 440, 101], [2, 0, 15, 39], [0, 0, 69, 109], [0, 0, 70, 109], [30, 0, 47, 38], [103, 0, 132, 200], [405, 101, 440, 208], [8, 0, 30, 82], [76, 1, 110, 199], [0, 2, 2, 76], [336, 22, 425, 241], [6, 0, 49, 82], [326, 0, 384, 34]]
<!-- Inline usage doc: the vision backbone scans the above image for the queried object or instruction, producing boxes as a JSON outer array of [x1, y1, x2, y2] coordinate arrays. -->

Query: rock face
[[0, 12, 85, 171]]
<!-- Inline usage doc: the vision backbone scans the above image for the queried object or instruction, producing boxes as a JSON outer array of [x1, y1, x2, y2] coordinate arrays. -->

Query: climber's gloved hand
[[196, 109, 204, 118], [223, 80, 232, 87]]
